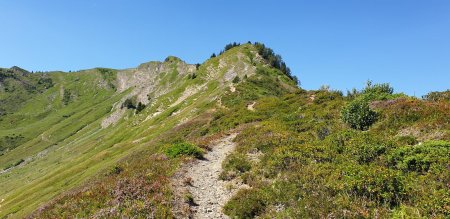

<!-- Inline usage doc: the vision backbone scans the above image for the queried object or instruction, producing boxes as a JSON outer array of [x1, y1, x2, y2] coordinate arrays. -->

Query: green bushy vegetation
[[347, 80, 405, 101], [214, 78, 449, 218], [219, 42, 241, 55], [0, 134, 25, 153], [253, 42, 299, 85], [220, 153, 251, 180], [423, 89, 450, 102], [341, 99, 378, 130], [121, 97, 146, 113], [210, 42, 299, 85], [388, 140, 450, 173], [223, 189, 267, 218], [165, 142, 204, 159]]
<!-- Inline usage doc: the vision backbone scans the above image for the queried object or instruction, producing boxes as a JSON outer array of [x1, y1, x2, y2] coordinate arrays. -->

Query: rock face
[[101, 46, 260, 128], [117, 59, 196, 104], [101, 58, 197, 128]]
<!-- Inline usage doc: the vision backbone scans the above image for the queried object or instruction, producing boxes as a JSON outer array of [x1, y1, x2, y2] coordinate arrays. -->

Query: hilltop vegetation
[[219, 86, 449, 218], [0, 43, 448, 218]]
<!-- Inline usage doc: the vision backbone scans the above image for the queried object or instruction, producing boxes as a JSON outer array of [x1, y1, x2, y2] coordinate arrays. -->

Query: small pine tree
[[211, 53, 216, 58], [122, 98, 136, 109], [232, 76, 240, 83], [136, 102, 146, 113]]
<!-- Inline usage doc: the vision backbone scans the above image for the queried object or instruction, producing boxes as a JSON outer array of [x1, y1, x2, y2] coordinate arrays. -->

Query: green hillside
[[0, 43, 448, 218]]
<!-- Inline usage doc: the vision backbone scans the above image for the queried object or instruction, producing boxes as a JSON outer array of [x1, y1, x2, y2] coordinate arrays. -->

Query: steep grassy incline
[[0, 44, 274, 218]]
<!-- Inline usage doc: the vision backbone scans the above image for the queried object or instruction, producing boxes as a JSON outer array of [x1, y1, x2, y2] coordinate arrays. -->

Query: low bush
[[422, 89, 450, 102], [165, 142, 204, 159], [220, 153, 251, 179], [355, 143, 386, 164], [223, 153, 251, 173], [396, 135, 418, 146], [223, 189, 266, 218], [388, 140, 450, 173], [122, 98, 136, 109], [136, 102, 146, 113], [345, 166, 406, 207], [232, 76, 240, 83]]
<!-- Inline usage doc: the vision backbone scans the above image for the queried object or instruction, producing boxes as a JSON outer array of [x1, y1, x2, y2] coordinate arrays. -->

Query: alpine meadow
[[0, 42, 448, 218]]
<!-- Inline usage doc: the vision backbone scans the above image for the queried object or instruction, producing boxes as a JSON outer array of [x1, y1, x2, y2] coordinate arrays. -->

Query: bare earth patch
[[247, 101, 256, 111]]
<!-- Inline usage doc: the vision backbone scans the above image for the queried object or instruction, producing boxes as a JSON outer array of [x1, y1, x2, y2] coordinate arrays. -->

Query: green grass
[[1, 44, 448, 218], [165, 142, 204, 159]]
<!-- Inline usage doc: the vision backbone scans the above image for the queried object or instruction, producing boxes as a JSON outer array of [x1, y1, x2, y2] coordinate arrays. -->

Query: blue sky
[[1, 0, 449, 96]]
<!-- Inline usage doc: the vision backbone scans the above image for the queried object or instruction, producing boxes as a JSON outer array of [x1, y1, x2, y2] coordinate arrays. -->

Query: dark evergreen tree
[[136, 102, 146, 113]]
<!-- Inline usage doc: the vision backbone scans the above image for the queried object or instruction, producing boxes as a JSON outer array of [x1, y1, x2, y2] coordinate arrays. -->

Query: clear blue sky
[[1, 0, 449, 96]]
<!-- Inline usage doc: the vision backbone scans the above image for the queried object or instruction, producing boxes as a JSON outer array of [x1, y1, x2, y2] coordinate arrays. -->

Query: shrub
[[122, 98, 136, 109], [220, 153, 251, 180], [184, 193, 195, 205], [223, 154, 251, 173], [422, 89, 450, 102], [223, 189, 266, 218], [109, 165, 123, 175], [232, 76, 240, 83], [37, 77, 54, 89], [0, 134, 25, 152], [136, 102, 146, 113], [347, 81, 403, 101], [341, 99, 378, 130], [223, 42, 240, 54], [165, 142, 203, 159], [362, 80, 393, 95], [355, 143, 386, 164], [388, 140, 450, 173], [346, 167, 406, 207], [188, 73, 197, 79], [396, 135, 418, 146]]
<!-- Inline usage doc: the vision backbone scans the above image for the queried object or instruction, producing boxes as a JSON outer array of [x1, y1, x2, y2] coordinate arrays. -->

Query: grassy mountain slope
[[0, 43, 271, 217], [0, 43, 448, 218]]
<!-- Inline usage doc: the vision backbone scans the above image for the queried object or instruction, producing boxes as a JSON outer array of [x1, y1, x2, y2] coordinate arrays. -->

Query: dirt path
[[173, 133, 244, 218]]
